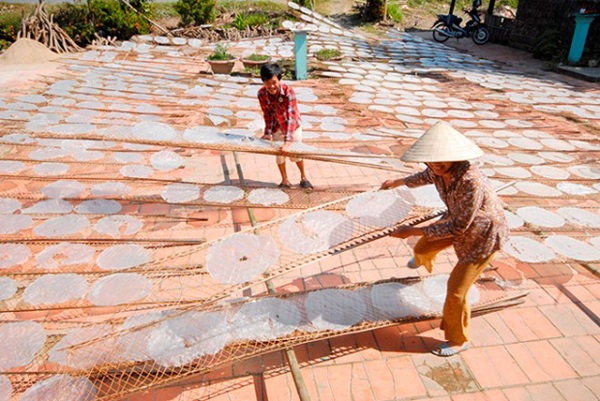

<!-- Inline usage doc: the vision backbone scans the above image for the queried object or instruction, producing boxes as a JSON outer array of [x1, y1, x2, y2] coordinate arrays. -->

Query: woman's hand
[[380, 179, 398, 190], [389, 225, 423, 239]]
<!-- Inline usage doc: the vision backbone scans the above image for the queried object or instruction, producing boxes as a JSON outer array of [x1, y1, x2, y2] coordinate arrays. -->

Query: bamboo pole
[[116, 0, 171, 36], [232, 151, 312, 401], [384, 0, 389, 21]]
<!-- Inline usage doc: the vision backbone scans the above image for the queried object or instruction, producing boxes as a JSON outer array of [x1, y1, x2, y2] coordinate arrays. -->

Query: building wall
[[508, 0, 600, 63]]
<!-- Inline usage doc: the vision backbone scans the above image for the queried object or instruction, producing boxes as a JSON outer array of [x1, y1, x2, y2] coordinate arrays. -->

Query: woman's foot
[[278, 181, 292, 188], [431, 341, 470, 357], [406, 257, 421, 269]]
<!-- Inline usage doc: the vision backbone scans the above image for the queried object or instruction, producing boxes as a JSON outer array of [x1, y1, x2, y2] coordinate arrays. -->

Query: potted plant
[[315, 48, 343, 61], [207, 44, 236, 74], [241, 53, 271, 69]]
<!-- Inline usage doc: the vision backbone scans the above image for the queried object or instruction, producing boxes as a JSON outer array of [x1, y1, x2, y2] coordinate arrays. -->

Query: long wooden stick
[[233, 151, 311, 401]]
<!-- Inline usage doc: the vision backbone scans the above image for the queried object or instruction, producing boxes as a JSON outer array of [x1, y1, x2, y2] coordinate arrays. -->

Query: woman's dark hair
[[449, 160, 469, 172], [260, 63, 283, 82], [425, 161, 470, 172]]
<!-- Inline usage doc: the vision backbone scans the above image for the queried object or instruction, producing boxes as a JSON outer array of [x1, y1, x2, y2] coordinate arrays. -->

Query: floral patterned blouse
[[404, 161, 509, 264]]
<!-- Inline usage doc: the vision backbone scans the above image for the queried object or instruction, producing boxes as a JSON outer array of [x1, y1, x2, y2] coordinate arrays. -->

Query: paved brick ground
[[120, 34, 600, 401], [0, 19, 599, 401]]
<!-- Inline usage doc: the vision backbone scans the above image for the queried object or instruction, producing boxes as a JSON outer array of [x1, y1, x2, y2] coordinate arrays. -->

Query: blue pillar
[[294, 30, 308, 80], [568, 14, 598, 63]]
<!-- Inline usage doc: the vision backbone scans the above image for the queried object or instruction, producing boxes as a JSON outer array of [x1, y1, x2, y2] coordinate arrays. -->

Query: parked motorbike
[[432, 0, 491, 45]]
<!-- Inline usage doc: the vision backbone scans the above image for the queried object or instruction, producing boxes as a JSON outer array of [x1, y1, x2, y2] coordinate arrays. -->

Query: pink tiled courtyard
[[0, 6, 599, 401]]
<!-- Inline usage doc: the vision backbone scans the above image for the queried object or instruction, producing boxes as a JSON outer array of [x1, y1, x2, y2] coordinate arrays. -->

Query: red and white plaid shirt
[[257, 83, 301, 142]]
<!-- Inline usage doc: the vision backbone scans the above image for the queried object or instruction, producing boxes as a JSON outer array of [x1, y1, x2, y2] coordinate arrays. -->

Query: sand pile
[[0, 38, 59, 64]]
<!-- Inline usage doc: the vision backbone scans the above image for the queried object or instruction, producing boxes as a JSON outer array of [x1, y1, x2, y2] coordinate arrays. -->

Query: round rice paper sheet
[[556, 182, 597, 196], [23, 274, 88, 305], [20, 375, 97, 401], [279, 211, 354, 254], [116, 311, 175, 362], [305, 289, 366, 330], [0, 375, 12, 401], [34, 215, 90, 237], [0, 321, 47, 370], [94, 215, 143, 237], [161, 183, 200, 203], [396, 283, 435, 315], [0, 244, 31, 269], [203, 185, 245, 203], [557, 207, 600, 228], [231, 297, 301, 341], [503, 236, 555, 263], [370, 282, 418, 320], [515, 182, 562, 197], [147, 311, 230, 367], [504, 210, 524, 229], [96, 244, 151, 271], [422, 274, 480, 313], [545, 235, 600, 261], [516, 206, 565, 228], [49, 325, 117, 369], [87, 273, 151, 306], [0, 277, 17, 301], [207, 233, 280, 284], [400, 186, 444, 208], [35, 242, 96, 269], [247, 188, 289, 206], [345, 190, 412, 228]]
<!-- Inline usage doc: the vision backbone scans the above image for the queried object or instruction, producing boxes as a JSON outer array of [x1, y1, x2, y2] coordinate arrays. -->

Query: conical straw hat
[[400, 121, 484, 162]]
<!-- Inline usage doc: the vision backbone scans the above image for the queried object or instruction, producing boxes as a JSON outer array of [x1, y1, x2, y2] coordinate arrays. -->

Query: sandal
[[406, 257, 421, 269], [431, 342, 470, 357], [278, 182, 292, 188], [300, 179, 314, 189]]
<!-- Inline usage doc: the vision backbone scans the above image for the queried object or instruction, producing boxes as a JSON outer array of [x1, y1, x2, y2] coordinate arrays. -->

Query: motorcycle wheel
[[432, 23, 452, 43], [472, 26, 490, 45]]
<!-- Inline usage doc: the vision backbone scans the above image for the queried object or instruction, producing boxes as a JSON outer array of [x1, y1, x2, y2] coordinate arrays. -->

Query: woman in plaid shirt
[[258, 63, 313, 189]]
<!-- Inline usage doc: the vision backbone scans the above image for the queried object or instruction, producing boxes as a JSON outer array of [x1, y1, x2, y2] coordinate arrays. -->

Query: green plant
[[218, 0, 287, 14], [52, 0, 151, 45], [246, 53, 269, 61], [406, 0, 463, 9], [406, 0, 427, 9], [154, 2, 179, 19], [497, 0, 518, 9], [127, 0, 152, 14], [277, 57, 317, 80], [241, 53, 269, 74], [359, 0, 385, 22], [315, 48, 342, 60], [208, 43, 234, 61], [290, 0, 312, 8], [0, 11, 21, 49], [532, 27, 565, 62], [233, 11, 270, 30], [174, 0, 215, 25], [233, 12, 248, 30], [53, 2, 96, 45], [88, 0, 151, 40], [386, 2, 404, 22]]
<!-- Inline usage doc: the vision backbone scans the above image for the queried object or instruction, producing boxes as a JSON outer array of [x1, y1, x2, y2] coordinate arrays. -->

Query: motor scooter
[[432, 0, 491, 45]]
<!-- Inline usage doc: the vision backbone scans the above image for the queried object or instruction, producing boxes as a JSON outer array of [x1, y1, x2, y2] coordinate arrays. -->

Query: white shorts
[[274, 126, 303, 165]]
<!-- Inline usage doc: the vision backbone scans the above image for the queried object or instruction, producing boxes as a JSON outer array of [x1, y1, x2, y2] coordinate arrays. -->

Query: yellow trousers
[[413, 236, 495, 344]]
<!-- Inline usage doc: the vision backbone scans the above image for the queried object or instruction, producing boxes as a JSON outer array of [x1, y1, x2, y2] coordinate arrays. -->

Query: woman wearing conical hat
[[381, 121, 509, 357]]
